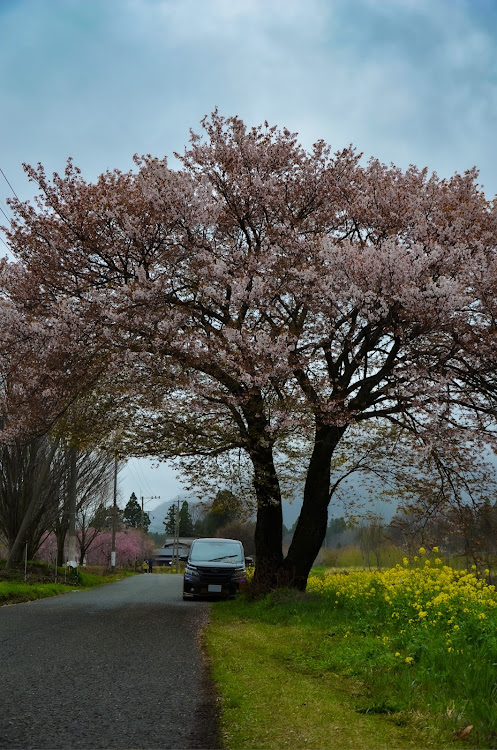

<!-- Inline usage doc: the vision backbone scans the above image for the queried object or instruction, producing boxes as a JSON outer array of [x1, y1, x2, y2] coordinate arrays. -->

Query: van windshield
[[190, 540, 243, 563]]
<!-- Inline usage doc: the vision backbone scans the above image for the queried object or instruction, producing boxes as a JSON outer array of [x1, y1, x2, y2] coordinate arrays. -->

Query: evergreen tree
[[123, 492, 150, 532], [163, 501, 194, 536], [211, 489, 245, 522], [327, 517, 346, 535], [91, 502, 111, 530], [163, 504, 177, 535], [193, 489, 246, 537], [325, 516, 347, 547], [149, 531, 166, 546], [179, 501, 193, 536], [90, 502, 123, 530]]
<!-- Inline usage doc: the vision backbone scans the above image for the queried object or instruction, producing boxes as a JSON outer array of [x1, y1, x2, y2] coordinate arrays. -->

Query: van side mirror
[[245, 556, 254, 567]]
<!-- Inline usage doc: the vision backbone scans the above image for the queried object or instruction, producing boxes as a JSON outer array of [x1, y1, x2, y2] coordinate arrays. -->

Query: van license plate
[[208, 584, 222, 592]]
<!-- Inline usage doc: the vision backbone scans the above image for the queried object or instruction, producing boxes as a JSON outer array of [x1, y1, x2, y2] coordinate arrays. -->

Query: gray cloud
[[1, 0, 496, 498], [1, 0, 495, 198]]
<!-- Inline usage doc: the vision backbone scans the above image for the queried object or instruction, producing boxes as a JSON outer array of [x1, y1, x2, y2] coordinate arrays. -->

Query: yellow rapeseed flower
[[306, 559, 497, 646]]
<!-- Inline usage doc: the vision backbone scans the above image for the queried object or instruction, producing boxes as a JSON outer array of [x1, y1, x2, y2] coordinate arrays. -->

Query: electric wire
[[123, 461, 143, 502], [124, 459, 157, 506], [0, 167, 19, 200], [0, 203, 10, 223], [134, 457, 156, 498], [0, 166, 18, 253]]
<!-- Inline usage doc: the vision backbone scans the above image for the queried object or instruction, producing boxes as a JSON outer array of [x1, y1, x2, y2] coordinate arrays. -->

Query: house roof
[[161, 537, 196, 547], [154, 538, 196, 556]]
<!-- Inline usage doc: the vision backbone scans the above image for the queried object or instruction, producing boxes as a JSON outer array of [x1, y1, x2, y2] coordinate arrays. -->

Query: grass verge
[[205, 562, 495, 750], [0, 560, 132, 605], [206, 603, 431, 750]]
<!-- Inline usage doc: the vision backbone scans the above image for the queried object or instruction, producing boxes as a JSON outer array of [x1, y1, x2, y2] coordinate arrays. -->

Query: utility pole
[[139, 495, 160, 560], [66, 445, 78, 568], [111, 456, 118, 571], [173, 498, 180, 573], [140, 495, 160, 532]]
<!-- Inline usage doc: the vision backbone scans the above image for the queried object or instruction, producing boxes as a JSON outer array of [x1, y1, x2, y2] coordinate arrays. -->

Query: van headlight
[[231, 567, 246, 581], [184, 564, 200, 580]]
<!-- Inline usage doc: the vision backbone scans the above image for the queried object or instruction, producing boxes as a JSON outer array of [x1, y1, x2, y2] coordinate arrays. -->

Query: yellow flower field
[[216, 553, 497, 746], [303, 551, 497, 744], [307, 554, 497, 642]]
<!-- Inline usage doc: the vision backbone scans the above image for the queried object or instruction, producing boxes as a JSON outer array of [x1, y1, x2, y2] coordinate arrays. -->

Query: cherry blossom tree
[[3, 111, 497, 590], [78, 528, 151, 567], [37, 527, 153, 567]]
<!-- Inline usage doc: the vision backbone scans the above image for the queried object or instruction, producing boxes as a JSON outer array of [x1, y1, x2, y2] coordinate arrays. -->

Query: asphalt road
[[0, 574, 221, 750]]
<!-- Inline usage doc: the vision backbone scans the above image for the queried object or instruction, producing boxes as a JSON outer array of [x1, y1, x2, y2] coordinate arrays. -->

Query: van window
[[190, 540, 243, 563]]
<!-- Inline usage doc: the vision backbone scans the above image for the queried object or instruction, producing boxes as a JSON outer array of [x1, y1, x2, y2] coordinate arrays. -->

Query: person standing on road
[[142, 559, 148, 573], [148, 557, 153, 574]]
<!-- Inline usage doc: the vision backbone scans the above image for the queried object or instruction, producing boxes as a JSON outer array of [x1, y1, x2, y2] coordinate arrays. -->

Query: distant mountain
[[147, 493, 192, 534], [146, 479, 396, 535], [281, 478, 397, 528]]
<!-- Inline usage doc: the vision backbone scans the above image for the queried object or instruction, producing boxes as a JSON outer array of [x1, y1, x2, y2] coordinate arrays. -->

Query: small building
[[154, 537, 196, 566]]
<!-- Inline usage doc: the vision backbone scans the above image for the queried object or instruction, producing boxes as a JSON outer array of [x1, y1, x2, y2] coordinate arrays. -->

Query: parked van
[[183, 537, 247, 600]]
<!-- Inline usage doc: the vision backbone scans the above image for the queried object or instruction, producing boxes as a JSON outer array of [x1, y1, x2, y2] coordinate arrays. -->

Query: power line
[[133, 457, 156, 498], [0, 167, 19, 200], [128, 458, 143, 495], [121, 461, 142, 500], [0, 203, 10, 223], [124, 459, 156, 504]]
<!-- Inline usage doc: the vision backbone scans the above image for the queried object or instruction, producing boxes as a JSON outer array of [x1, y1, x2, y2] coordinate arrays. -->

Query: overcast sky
[[1, 0, 496, 515]]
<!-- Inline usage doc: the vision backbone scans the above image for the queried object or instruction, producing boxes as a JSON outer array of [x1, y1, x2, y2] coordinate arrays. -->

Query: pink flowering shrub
[[36, 527, 154, 566]]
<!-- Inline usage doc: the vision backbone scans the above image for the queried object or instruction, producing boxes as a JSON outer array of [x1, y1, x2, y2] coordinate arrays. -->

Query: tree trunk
[[6, 439, 59, 569], [66, 446, 78, 565], [78, 524, 86, 566], [252, 447, 284, 591], [243, 396, 283, 592], [54, 516, 69, 567], [282, 423, 347, 590]]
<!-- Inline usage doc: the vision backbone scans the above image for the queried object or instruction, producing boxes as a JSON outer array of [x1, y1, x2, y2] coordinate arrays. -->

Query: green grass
[[305, 563, 497, 747], [206, 598, 442, 750], [206, 612, 427, 749], [153, 563, 186, 574], [0, 560, 132, 605], [318, 543, 488, 571], [205, 571, 494, 750], [0, 580, 77, 604]]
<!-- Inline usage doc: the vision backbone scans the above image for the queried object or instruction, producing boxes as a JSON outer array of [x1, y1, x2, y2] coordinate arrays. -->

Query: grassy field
[[206, 550, 497, 749], [0, 560, 132, 605], [153, 563, 186, 574], [318, 542, 483, 572]]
